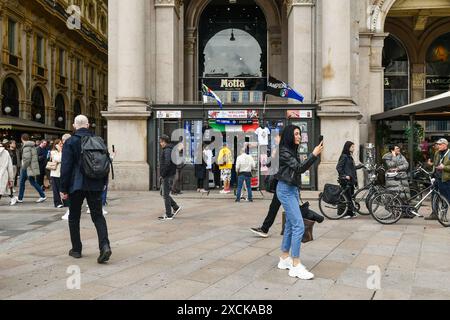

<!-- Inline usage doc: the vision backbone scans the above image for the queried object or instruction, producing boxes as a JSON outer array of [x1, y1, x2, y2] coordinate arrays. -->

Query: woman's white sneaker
[[61, 210, 70, 220], [277, 257, 293, 270], [288, 264, 314, 280]]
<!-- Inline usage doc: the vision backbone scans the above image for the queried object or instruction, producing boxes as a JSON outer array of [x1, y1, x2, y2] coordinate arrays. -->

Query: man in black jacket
[[159, 134, 182, 220], [60, 115, 111, 264], [36, 140, 49, 189]]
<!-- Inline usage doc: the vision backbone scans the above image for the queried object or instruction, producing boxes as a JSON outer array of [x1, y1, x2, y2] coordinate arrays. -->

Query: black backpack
[[78, 135, 114, 180]]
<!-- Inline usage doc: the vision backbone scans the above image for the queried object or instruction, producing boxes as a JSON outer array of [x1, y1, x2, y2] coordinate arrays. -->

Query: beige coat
[[0, 148, 14, 195]]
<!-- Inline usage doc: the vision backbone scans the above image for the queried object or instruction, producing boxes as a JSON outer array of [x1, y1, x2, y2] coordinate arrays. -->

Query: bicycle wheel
[[319, 192, 349, 220], [354, 187, 371, 215], [369, 192, 403, 225], [434, 192, 450, 227]]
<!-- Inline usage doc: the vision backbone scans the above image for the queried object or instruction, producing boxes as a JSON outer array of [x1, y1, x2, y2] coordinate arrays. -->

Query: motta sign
[[220, 79, 246, 89]]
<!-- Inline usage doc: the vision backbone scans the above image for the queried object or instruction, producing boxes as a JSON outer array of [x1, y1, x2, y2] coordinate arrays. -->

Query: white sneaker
[[219, 190, 226, 194], [172, 207, 182, 218], [277, 257, 293, 270], [103, 209, 108, 215], [10, 197, 18, 206], [36, 197, 47, 203], [87, 208, 91, 214], [57, 204, 64, 208], [288, 264, 314, 280], [62, 210, 70, 220]]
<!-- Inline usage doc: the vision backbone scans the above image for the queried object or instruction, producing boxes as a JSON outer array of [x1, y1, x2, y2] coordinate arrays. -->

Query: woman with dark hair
[[336, 141, 363, 218], [275, 125, 323, 280]]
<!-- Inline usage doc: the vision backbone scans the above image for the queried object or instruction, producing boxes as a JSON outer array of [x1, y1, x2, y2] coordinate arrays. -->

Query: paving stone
[[311, 260, 349, 280], [410, 287, 450, 300], [350, 254, 391, 271], [323, 284, 375, 300], [373, 288, 411, 300], [141, 279, 210, 300]]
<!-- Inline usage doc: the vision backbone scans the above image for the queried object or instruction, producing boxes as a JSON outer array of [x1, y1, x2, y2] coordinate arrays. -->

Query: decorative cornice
[[285, 0, 314, 17], [155, 0, 183, 17]]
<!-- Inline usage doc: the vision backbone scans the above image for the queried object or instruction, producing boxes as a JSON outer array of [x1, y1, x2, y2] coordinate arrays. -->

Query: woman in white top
[[0, 141, 15, 205], [50, 139, 64, 208]]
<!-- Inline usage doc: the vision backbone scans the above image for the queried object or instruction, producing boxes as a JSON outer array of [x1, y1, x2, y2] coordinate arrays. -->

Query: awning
[[371, 91, 450, 121], [0, 116, 69, 134]]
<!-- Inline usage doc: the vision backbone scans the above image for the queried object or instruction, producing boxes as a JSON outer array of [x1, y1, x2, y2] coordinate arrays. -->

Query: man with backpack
[[60, 115, 112, 264]]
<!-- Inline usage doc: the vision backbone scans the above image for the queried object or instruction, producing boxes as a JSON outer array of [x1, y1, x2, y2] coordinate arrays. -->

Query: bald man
[[60, 115, 111, 264]]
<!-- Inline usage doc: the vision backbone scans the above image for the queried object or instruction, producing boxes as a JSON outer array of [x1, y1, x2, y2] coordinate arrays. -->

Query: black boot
[[97, 244, 112, 264]]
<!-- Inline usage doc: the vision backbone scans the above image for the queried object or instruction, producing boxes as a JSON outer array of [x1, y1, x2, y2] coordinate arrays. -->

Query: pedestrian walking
[[0, 141, 16, 206], [158, 134, 182, 220], [17, 134, 46, 203], [203, 144, 213, 192], [36, 140, 49, 189], [61, 134, 72, 220], [195, 146, 208, 193], [7, 140, 21, 188], [235, 146, 255, 202], [218, 142, 233, 194], [336, 141, 363, 219], [49, 139, 64, 208], [275, 125, 323, 280], [60, 115, 112, 263], [426, 138, 450, 220], [250, 135, 281, 237]]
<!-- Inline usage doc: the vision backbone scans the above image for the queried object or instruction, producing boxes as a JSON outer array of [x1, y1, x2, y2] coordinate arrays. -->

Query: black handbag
[[264, 175, 278, 193]]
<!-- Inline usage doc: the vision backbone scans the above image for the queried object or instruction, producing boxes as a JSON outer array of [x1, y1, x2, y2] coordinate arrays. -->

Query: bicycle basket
[[322, 184, 342, 204]]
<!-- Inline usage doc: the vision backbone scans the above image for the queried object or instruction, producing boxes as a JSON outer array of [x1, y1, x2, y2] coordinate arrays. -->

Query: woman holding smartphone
[[275, 125, 324, 280]]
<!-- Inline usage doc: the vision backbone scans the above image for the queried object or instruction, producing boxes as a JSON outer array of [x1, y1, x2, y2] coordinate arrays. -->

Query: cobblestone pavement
[[1, 190, 449, 300]]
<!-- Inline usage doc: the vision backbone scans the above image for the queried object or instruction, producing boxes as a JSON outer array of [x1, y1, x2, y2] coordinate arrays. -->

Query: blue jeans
[[436, 179, 450, 203], [236, 174, 252, 201], [276, 180, 304, 258], [18, 169, 46, 200]]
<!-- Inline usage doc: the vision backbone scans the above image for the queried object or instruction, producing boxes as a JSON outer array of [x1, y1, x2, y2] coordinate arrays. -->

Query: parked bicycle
[[319, 165, 385, 220], [368, 165, 450, 226]]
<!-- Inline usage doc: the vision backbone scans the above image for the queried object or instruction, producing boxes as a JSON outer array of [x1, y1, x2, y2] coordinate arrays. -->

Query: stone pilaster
[[103, 0, 150, 191], [412, 63, 425, 103], [184, 27, 196, 102], [318, 0, 362, 190]]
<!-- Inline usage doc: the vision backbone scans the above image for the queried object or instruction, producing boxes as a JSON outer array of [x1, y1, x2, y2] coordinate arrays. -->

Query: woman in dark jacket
[[275, 125, 323, 280], [336, 141, 363, 218]]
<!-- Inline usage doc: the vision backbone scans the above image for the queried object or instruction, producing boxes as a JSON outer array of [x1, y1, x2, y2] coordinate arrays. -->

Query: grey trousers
[[161, 176, 179, 216]]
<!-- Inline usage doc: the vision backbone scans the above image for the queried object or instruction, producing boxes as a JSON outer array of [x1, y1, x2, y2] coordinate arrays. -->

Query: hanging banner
[[157, 111, 182, 119], [287, 110, 313, 119], [208, 110, 259, 119]]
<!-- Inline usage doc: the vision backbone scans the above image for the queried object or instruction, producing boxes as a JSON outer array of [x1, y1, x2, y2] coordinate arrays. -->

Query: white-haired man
[[60, 115, 112, 263]]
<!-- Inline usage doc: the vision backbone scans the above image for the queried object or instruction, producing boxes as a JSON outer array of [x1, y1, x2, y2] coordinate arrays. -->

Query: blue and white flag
[[202, 84, 223, 109]]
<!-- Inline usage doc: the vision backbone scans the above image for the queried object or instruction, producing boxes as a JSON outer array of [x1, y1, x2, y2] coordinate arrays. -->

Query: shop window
[[55, 94, 65, 129], [31, 87, 45, 124], [1, 78, 20, 117], [383, 35, 409, 111], [426, 32, 450, 98]]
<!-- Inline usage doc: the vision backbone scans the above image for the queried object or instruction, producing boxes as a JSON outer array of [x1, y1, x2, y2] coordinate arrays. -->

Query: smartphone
[[319, 135, 324, 144], [112, 145, 115, 153]]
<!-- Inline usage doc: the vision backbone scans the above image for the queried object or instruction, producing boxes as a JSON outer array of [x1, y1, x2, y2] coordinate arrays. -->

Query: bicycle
[[368, 166, 450, 226], [318, 165, 386, 220]]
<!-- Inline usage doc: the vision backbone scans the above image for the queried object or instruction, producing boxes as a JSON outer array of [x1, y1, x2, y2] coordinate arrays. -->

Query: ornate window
[[1, 78, 20, 117], [426, 32, 450, 98], [383, 35, 409, 111], [8, 19, 17, 55], [74, 99, 82, 116]]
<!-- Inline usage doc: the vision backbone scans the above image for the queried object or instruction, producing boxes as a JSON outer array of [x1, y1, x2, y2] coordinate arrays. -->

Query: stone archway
[[184, 0, 282, 101], [368, 0, 398, 33]]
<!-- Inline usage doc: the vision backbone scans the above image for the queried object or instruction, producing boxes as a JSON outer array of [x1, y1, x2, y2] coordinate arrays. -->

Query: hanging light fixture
[[4, 106, 12, 114], [230, 29, 235, 41]]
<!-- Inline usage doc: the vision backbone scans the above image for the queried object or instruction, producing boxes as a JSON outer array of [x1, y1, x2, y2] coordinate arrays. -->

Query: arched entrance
[[55, 94, 66, 129], [73, 99, 82, 117], [1, 78, 20, 117], [198, 0, 267, 103], [31, 87, 46, 124]]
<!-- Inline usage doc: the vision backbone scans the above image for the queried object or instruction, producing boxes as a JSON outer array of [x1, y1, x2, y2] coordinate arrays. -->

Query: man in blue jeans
[[235, 147, 256, 202], [17, 134, 46, 203]]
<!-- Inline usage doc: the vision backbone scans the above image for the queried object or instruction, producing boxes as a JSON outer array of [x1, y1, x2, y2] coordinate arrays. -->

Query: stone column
[[412, 63, 426, 103], [102, 0, 151, 191], [155, 0, 181, 103], [287, 0, 314, 103], [19, 100, 32, 120], [317, 0, 362, 190], [184, 27, 196, 103]]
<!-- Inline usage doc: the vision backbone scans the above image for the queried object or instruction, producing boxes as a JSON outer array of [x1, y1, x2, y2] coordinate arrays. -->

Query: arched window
[[74, 99, 81, 117], [1, 78, 19, 117], [31, 87, 45, 123], [383, 35, 409, 111], [426, 32, 450, 98], [55, 94, 65, 129], [89, 103, 97, 130], [199, 0, 267, 103]]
